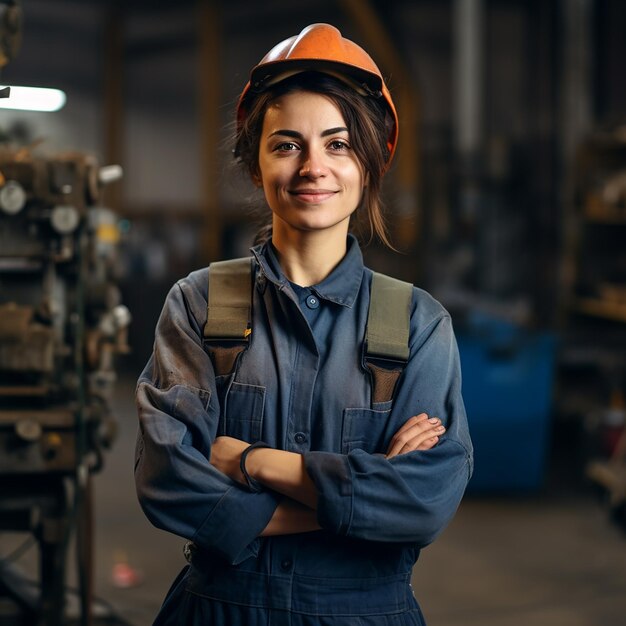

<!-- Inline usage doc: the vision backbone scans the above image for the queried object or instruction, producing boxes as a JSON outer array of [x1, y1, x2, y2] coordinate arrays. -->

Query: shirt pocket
[[220, 381, 266, 442], [342, 405, 392, 454]]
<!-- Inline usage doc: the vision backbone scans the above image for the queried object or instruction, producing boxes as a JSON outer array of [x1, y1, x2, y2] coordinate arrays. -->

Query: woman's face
[[256, 90, 365, 241]]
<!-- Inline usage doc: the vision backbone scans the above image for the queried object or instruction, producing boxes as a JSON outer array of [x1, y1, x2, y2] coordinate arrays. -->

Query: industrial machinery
[[0, 148, 128, 626], [0, 2, 130, 624]]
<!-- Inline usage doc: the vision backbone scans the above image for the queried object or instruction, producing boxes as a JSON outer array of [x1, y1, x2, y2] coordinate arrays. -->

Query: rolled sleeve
[[303, 451, 353, 534], [305, 440, 470, 547], [193, 485, 280, 564]]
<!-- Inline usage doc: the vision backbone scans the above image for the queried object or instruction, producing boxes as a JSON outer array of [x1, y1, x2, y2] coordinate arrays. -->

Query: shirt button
[[294, 432, 307, 444], [305, 295, 319, 309], [281, 559, 293, 571]]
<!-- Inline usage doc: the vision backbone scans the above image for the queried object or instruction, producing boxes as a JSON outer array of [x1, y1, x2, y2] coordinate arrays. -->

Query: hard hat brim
[[249, 59, 384, 98]]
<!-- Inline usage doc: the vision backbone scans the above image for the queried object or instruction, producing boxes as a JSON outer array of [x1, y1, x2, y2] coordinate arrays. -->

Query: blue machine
[[457, 314, 557, 492]]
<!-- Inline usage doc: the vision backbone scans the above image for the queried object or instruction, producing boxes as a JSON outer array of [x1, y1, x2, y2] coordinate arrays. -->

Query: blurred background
[[0, 0, 625, 625]]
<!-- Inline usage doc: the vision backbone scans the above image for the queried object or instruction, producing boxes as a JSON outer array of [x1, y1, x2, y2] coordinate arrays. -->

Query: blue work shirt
[[135, 236, 473, 625]]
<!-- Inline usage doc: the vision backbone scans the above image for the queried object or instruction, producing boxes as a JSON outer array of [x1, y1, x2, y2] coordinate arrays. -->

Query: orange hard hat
[[237, 23, 399, 165]]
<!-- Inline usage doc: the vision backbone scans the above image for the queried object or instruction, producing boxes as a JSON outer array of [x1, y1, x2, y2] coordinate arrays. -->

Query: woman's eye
[[275, 142, 299, 152], [328, 140, 350, 151]]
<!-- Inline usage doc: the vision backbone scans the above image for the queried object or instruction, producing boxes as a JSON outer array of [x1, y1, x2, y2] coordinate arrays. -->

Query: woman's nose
[[299, 150, 327, 178]]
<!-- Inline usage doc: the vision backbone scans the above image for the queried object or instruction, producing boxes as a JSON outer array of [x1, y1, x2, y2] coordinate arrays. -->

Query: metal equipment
[[0, 3, 125, 623], [1, 5, 129, 621], [0, 146, 128, 626]]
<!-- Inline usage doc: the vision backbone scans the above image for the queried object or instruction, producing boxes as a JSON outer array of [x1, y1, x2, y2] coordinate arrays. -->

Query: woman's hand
[[385, 413, 446, 459], [209, 436, 250, 485]]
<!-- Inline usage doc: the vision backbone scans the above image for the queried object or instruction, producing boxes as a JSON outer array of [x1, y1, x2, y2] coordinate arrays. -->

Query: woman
[[135, 23, 472, 626]]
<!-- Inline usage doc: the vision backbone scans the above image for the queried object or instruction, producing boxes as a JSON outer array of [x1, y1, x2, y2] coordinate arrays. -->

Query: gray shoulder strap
[[366, 272, 412, 362], [203, 257, 252, 341]]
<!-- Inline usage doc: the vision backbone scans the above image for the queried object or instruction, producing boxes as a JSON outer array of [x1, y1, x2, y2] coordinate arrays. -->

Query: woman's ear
[[251, 166, 263, 188]]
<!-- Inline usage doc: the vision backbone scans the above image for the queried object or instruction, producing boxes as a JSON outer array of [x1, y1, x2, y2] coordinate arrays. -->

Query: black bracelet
[[240, 441, 270, 493]]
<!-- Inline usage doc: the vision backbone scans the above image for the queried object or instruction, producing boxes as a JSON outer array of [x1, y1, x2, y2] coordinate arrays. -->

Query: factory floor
[[3, 373, 626, 626]]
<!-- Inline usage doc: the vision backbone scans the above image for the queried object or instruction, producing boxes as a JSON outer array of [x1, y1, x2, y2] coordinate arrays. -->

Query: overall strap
[[365, 272, 413, 404], [203, 257, 253, 376]]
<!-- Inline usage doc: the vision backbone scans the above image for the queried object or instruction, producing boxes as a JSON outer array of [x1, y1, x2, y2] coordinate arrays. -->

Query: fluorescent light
[[0, 86, 66, 112]]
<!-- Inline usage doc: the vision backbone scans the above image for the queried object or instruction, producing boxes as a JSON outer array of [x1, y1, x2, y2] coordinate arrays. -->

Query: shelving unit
[[563, 130, 626, 338], [568, 133, 626, 324], [562, 129, 626, 521], [573, 298, 626, 324]]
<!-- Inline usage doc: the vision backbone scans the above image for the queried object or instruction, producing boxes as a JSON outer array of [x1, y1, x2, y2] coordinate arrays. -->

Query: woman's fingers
[[391, 413, 429, 436], [385, 414, 446, 458]]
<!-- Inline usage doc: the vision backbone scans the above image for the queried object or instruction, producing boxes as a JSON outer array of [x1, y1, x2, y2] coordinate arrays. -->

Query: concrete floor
[[3, 374, 626, 625]]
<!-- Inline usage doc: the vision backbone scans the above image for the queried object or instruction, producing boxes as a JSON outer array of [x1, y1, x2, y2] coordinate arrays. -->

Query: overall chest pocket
[[219, 381, 265, 442], [341, 403, 392, 454]]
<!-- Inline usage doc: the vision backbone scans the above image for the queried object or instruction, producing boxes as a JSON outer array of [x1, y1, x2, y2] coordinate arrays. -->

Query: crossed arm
[[210, 413, 446, 537]]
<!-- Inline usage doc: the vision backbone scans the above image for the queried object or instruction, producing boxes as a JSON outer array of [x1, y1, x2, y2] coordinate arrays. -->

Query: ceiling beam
[[197, 0, 222, 263]]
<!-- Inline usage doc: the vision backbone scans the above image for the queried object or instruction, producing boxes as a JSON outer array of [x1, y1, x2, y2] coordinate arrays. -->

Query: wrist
[[240, 441, 270, 492]]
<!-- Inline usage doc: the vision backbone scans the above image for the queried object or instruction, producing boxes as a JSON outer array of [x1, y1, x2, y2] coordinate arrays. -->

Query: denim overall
[[135, 236, 473, 625]]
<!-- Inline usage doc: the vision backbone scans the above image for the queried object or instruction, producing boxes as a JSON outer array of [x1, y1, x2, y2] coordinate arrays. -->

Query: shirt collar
[[251, 234, 364, 308]]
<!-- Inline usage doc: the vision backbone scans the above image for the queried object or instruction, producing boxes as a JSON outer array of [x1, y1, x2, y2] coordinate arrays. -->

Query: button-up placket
[[252, 240, 364, 457]]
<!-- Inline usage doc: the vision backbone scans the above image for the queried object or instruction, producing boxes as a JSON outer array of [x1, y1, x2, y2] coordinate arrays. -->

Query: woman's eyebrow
[[268, 126, 349, 139], [321, 126, 348, 137], [268, 129, 302, 139]]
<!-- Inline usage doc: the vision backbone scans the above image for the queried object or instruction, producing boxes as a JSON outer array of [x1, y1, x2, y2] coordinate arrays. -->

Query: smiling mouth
[[289, 189, 338, 202]]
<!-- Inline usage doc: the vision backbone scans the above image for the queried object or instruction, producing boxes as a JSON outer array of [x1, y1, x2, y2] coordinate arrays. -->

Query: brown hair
[[235, 72, 395, 248]]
